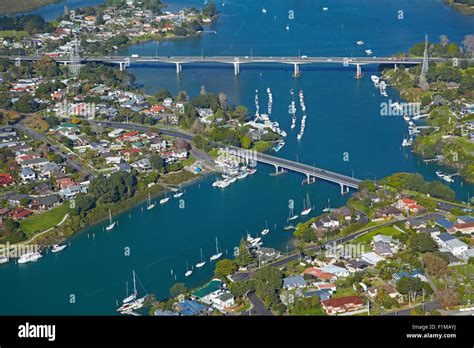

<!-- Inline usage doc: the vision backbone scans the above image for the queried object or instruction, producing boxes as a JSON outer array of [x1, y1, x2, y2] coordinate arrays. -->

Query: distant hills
[[0, 0, 61, 15]]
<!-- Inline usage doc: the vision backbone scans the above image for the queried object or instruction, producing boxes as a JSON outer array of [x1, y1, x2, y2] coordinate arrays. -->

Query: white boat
[[219, 180, 231, 188], [370, 75, 380, 85], [365, 49, 373, 55], [262, 8, 267, 13], [435, 171, 444, 178], [237, 171, 249, 179], [227, 176, 238, 184], [322, 198, 331, 212], [356, 40, 364, 45], [122, 271, 138, 304], [105, 209, 116, 231], [185, 262, 193, 277], [261, 220, 270, 236], [247, 168, 257, 175], [160, 196, 170, 204], [323, 7, 328, 11], [273, 140, 285, 152], [173, 186, 184, 198], [401, 138, 412, 147], [196, 248, 206, 268], [286, 25, 290, 31], [210, 237, 223, 261], [51, 244, 67, 253], [442, 175, 454, 183], [146, 193, 155, 210], [18, 251, 42, 264], [300, 194, 312, 216], [403, 114, 410, 122], [0, 256, 9, 264], [288, 205, 299, 221]]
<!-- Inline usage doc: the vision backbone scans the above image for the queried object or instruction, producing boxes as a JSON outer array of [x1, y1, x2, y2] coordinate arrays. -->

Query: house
[[335, 207, 352, 221], [303, 289, 331, 301], [321, 296, 365, 315], [29, 195, 61, 211], [40, 162, 62, 179], [397, 198, 423, 213], [373, 241, 394, 257], [456, 215, 474, 224], [175, 300, 209, 316], [10, 208, 33, 220], [0, 173, 13, 186], [433, 232, 456, 248], [321, 216, 340, 229], [417, 227, 440, 235], [405, 218, 427, 230], [56, 177, 76, 190], [8, 194, 28, 207], [114, 162, 133, 173], [192, 280, 223, 305], [254, 247, 281, 264], [283, 275, 307, 290], [211, 292, 235, 311], [315, 282, 337, 293], [392, 270, 427, 283], [376, 206, 403, 218], [345, 259, 370, 273], [131, 158, 152, 172], [303, 268, 337, 282], [321, 264, 350, 277], [20, 168, 36, 182], [450, 222, 474, 235], [435, 218, 454, 230], [367, 194, 381, 203], [445, 239, 468, 256], [361, 252, 385, 265]]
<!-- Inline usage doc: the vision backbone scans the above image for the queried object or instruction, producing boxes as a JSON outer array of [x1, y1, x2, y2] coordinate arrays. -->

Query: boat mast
[[215, 237, 219, 254], [132, 270, 137, 295]]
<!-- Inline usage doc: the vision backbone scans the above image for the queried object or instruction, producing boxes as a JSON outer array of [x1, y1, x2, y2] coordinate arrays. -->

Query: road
[[15, 121, 95, 177], [244, 292, 273, 316], [382, 301, 440, 316]]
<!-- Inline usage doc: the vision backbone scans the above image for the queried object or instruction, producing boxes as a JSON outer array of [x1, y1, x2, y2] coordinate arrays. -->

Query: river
[[0, 0, 472, 315]]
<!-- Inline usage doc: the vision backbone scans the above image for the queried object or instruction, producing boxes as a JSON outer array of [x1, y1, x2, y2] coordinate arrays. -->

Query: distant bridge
[[96, 121, 361, 193], [3, 54, 463, 77]]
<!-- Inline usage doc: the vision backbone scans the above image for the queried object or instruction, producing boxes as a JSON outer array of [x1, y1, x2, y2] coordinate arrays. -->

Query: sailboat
[[173, 185, 184, 198], [288, 204, 299, 221], [261, 220, 270, 236], [105, 209, 116, 231], [122, 272, 138, 304], [196, 248, 206, 268], [146, 192, 155, 210], [322, 198, 331, 212], [300, 194, 312, 216], [160, 193, 170, 204], [210, 237, 223, 261], [185, 262, 193, 277]]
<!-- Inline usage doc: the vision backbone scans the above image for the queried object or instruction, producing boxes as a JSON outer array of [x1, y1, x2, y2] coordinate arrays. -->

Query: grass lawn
[[20, 204, 69, 237], [352, 226, 403, 244], [181, 155, 196, 167], [292, 307, 326, 315], [0, 30, 28, 39]]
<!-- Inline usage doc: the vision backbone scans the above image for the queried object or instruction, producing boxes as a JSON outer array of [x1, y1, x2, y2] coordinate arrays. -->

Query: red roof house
[[321, 296, 365, 315]]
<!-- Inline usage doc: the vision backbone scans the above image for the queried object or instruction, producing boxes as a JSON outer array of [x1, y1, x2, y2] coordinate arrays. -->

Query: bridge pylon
[[233, 61, 240, 75], [292, 63, 301, 77], [354, 64, 363, 79], [339, 183, 350, 195]]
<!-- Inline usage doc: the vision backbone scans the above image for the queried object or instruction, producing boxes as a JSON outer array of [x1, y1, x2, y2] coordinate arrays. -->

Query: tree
[[202, 1, 218, 18], [436, 288, 459, 308], [462, 34, 474, 58], [218, 92, 227, 110], [155, 89, 171, 102], [422, 253, 448, 276], [408, 233, 438, 253], [149, 155, 165, 172], [232, 105, 249, 121], [169, 283, 187, 297], [439, 35, 449, 47], [214, 259, 238, 279], [240, 135, 252, 149], [396, 277, 423, 304], [253, 266, 283, 306], [235, 238, 253, 267], [72, 194, 96, 215]]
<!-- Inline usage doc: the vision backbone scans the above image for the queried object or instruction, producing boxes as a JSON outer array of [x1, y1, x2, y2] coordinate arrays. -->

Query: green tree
[[214, 259, 238, 279], [236, 238, 253, 267], [149, 155, 165, 172], [169, 283, 187, 297], [408, 233, 438, 253]]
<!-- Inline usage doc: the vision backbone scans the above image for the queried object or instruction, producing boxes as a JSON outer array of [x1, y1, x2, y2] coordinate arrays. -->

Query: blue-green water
[[0, 0, 473, 315]]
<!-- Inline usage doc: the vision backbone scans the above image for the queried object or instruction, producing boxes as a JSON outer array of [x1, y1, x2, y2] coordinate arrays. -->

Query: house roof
[[437, 233, 456, 242], [435, 218, 454, 229], [321, 296, 364, 308], [457, 215, 474, 224], [283, 275, 307, 288], [445, 239, 467, 249]]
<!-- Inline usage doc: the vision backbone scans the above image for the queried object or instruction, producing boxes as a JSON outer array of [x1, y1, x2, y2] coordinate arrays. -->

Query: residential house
[[10, 208, 33, 220], [321, 296, 365, 315], [361, 252, 385, 265], [131, 158, 152, 173], [456, 215, 474, 224], [0, 173, 13, 186], [450, 222, 474, 235], [211, 292, 235, 311], [435, 218, 454, 230], [445, 239, 468, 256], [175, 300, 209, 316], [376, 206, 403, 219], [282, 275, 307, 290], [20, 168, 36, 182], [321, 264, 350, 277], [29, 195, 61, 211], [254, 247, 281, 264]]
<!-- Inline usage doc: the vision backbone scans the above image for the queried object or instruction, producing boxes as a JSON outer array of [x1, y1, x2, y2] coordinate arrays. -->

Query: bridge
[[95, 121, 361, 193], [4, 54, 460, 77]]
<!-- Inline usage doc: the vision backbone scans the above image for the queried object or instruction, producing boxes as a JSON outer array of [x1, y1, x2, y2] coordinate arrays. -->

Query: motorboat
[[51, 244, 67, 253]]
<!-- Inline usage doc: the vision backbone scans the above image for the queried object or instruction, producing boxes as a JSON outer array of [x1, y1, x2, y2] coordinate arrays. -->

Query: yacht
[[370, 75, 380, 85], [365, 49, 373, 55], [173, 186, 184, 198], [300, 194, 312, 216], [117, 271, 147, 313], [261, 221, 270, 236], [356, 40, 364, 45], [122, 272, 138, 304], [323, 7, 328, 11], [210, 237, 223, 261], [18, 251, 42, 264], [262, 8, 267, 14], [185, 262, 193, 277], [247, 168, 257, 175], [435, 171, 444, 178], [105, 209, 116, 231], [51, 244, 67, 253], [196, 248, 206, 268], [146, 193, 155, 210], [237, 171, 249, 180], [286, 25, 290, 31], [0, 256, 9, 264], [273, 140, 285, 152], [403, 114, 410, 122], [160, 196, 170, 204], [442, 175, 454, 183], [401, 138, 412, 147]]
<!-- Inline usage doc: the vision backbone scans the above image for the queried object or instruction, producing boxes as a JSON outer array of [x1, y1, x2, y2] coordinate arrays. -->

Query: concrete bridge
[[95, 121, 361, 193], [220, 146, 361, 193], [5, 54, 459, 77]]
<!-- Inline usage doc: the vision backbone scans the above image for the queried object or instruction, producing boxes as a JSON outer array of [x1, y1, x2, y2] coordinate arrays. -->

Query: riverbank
[[31, 169, 205, 246], [443, 0, 474, 15], [0, 0, 60, 15]]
